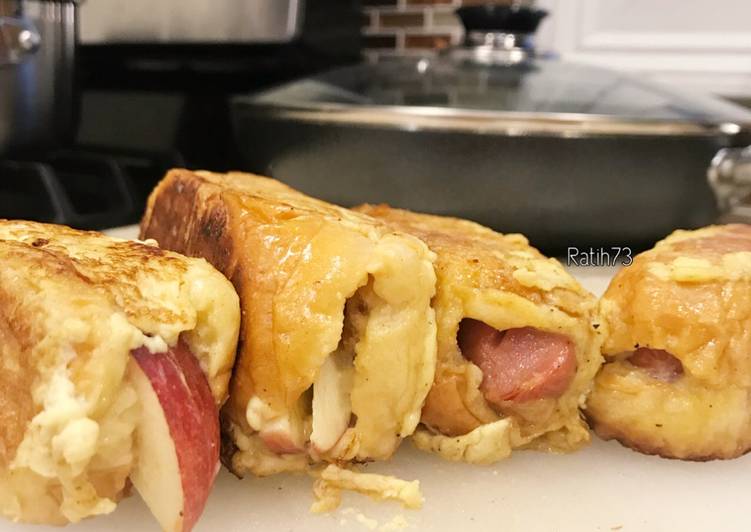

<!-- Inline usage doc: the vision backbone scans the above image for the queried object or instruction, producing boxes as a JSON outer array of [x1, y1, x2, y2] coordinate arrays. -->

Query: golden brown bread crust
[[0, 220, 239, 524], [355, 205, 601, 461], [0, 259, 36, 470], [588, 224, 751, 460], [139, 170, 258, 435], [0, 220, 239, 403], [0, 239, 134, 524], [141, 170, 437, 473]]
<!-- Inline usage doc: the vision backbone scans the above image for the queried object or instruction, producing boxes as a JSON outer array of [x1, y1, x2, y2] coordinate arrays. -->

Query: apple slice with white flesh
[[128, 340, 220, 532], [310, 347, 355, 453], [259, 416, 307, 455]]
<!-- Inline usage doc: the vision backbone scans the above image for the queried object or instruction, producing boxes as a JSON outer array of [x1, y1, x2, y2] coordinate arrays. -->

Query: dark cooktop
[[0, 148, 180, 229]]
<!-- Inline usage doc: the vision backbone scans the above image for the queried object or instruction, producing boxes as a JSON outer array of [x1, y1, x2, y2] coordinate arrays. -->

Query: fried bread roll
[[355, 205, 601, 463], [140, 170, 437, 475], [588, 224, 751, 460], [0, 220, 239, 530]]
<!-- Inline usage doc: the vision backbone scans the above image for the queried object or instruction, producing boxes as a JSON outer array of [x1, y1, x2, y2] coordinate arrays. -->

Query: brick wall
[[362, 0, 511, 59]]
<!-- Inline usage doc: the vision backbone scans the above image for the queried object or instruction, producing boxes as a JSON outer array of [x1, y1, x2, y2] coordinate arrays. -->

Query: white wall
[[535, 0, 751, 97]]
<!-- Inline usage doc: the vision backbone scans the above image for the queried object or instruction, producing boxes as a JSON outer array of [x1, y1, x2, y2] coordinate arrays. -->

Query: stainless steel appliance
[[75, 0, 360, 170], [231, 4, 751, 252], [0, 0, 77, 154], [0, 0, 361, 228], [79, 0, 302, 44]]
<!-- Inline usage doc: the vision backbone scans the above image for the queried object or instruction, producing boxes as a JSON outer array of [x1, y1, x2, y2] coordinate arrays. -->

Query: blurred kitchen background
[[361, 0, 751, 102], [2, 0, 751, 251]]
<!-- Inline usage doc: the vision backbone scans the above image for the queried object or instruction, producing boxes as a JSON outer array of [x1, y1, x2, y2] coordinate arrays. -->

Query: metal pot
[[0, 0, 77, 155], [231, 6, 751, 253]]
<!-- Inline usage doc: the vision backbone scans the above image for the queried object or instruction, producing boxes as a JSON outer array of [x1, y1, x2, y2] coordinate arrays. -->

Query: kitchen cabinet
[[536, 0, 751, 97]]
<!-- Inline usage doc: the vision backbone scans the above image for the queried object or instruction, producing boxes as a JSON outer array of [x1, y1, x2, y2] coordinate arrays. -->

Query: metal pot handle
[[0, 16, 41, 66], [708, 145, 751, 217]]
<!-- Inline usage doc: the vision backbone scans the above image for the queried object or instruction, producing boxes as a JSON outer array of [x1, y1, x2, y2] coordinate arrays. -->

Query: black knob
[[456, 4, 548, 34]]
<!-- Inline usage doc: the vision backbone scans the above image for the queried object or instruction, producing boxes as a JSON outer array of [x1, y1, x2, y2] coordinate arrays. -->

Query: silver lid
[[236, 56, 751, 138]]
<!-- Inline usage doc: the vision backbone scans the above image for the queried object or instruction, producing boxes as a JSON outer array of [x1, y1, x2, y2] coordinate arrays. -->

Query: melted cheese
[[229, 422, 307, 478], [2, 372, 139, 524], [352, 203, 600, 462], [648, 257, 717, 283], [412, 419, 513, 464], [310, 465, 422, 513], [239, 231, 436, 469], [722, 252, 751, 279], [647, 252, 751, 284], [512, 257, 578, 292], [0, 220, 240, 525]]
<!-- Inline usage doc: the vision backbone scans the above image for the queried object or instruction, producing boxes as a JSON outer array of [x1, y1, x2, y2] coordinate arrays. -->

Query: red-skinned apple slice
[[260, 424, 306, 455], [128, 339, 220, 532]]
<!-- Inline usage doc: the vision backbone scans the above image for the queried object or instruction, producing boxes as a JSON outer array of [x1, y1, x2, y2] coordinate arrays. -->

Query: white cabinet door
[[535, 0, 751, 97]]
